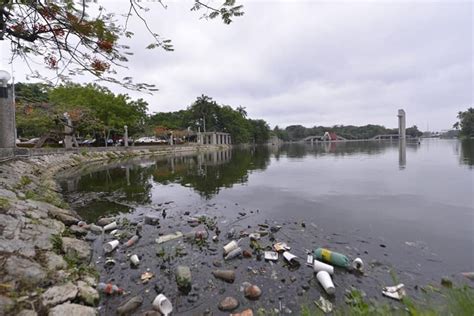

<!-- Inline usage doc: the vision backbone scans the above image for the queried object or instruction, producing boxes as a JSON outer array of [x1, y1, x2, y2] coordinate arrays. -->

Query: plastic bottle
[[98, 282, 123, 295], [313, 248, 351, 268]]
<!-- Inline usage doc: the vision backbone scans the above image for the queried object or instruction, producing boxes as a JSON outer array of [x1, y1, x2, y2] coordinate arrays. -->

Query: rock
[[44, 252, 67, 271], [68, 225, 88, 236], [0, 295, 14, 314], [441, 277, 453, 288], [41, 282, 78, 308], [244, 284, 262, 300], [77, 281, 99, 306], [0, 188, 16, 199], [142, 311, 161, 316], [218, 296, 239, 311], [81, 275, 98, 287], [212, 270, 236, 283], [97, 217, 115, 226], [117, 296, 143, 315], [4, 255, 47, 286], [243, 250, 252, 258], [212, 260, 222, 267], [231, 309, 254, 316], [61, 237, 91, 263], [17, 309, 38, 316], [48, 303, 97, 316], [175, 265, 192, 291], [144, 215, 160, 225]]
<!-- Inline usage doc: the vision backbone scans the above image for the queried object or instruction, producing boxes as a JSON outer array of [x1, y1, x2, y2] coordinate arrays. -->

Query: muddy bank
[[0, 145, 226, 315]]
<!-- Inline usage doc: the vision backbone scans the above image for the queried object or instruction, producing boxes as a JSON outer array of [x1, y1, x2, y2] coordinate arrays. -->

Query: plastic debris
[[352, 258, 364, 272], [382, 284, 406, 300], [125, 235, 139, 247], [175, 265, 192, 291], [273, 242, 290, 252], [313, 259, 334, 275], [317, 271, 335, 295], [155, 232, 183, 244], [282, 251, 299, 265], [103, 221, 118, 231], [231, 308, 254, 316], [103, 240, 119, 253], [130, 254, 140, 266], [225, 247, 243, 261], [249, 233, 261, 241], [306, 254, 314, 266], [223, 240, 239, 255], [98, 282, 123, 295], [314, 248, 351, 268], [141, 271, 154, 283], [104, 258, 116, 267], [110, 229, 118, 236], [314, 296, 333, 313], [152, 294, 173, 316], [264, 251, 278, 261], [117, 295, 143, 316]]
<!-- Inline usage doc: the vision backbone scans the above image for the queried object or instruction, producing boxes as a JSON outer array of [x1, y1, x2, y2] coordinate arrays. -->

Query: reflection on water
[[59, 139, 473, 224]]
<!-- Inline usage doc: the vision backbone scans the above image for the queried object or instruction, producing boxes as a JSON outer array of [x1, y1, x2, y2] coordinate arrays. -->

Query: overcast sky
[[0, 0, 472, 131]]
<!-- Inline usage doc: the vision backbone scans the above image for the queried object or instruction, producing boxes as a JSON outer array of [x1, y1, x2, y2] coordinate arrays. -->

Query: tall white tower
[[398, 109, 406, 140]]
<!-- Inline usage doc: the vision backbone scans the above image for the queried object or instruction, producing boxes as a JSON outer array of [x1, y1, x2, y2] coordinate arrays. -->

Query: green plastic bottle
[[313, 248, 351, 268]]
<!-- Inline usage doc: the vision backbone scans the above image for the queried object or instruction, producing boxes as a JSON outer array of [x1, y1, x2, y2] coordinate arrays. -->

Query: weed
[[0, 197, 10, 210], [50, 234, 63, 254]]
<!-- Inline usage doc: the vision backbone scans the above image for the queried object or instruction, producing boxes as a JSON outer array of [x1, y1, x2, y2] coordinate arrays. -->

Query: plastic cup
[[103, 221, 117, 231], [283, 251, 299, 264], [130, 254, 140, 266], [313, 259, 334, 275], [152, 294, 173, 315], [317, 271, 336, 295], [223, 240, 238, 255], [103, 240, 119, 253], [352, 258, 364, 272]]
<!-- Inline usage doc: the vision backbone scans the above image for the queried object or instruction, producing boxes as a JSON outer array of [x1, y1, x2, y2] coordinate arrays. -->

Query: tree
[[453, 108, 474, 138], [0, 1, 243, 91], [249, 119, 270, 144]]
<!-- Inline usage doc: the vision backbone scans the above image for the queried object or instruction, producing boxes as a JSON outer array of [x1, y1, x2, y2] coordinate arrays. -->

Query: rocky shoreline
[[0, 145, 226, 316]]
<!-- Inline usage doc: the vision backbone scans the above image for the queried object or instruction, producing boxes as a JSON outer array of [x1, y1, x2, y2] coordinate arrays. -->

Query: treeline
[[14, 83, 271, 144], [274, 124, 422, 141], [147, 94, 270, 144]]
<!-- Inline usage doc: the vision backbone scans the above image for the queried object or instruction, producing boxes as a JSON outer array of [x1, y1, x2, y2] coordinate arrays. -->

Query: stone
[[4, 255, 47, 286], [77, 281, 99, 306], [0, 188, 16, 199], [231, 309, 254, 316], [244, 284, 262, 300], [212, 270, 236, 283], [175, 265, 192, 291], [44, 252, 67, 271], [0, 295, 14, 314], [142, 311, 161, 316], [48, 303, 97, 316], [69, 225, 88, 236], [41, 282, 78, 308], [61, 237, 91, 263], [218, 296, 239, 311], [116, 295, 143, 315], [82, 275, 98, 287], [17, 309, 38, 316]]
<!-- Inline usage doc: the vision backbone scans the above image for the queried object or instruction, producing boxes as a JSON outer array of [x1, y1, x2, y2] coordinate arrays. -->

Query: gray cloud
[[0, 0, 472, 130]]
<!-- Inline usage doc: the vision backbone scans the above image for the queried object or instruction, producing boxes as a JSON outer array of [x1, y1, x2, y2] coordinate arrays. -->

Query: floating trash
[[273, 242, 291, 252], [352, 258, 364, 272], [314, 296, 333, 313], [225, 247, 243, 261], [141, 271, 154, 283], [125, 235, 139, 247], [156, 232, 183, 244], [104, 258, 116, 267], [317, 271, 335, 295], [313, 259, 334, 275], [282, 251, 299, 266], [264, 251, 278, 261], [130, 254, 140, 266], [98, 282, 123, 295], [382, 284, 406, 300], [103, 240, 119, 253], [103, 221, 118, 231], [249, 233, 261, 241], [223, 240, 239, 255], [152, 294, 173, 316], [314, 248, 351, 268]]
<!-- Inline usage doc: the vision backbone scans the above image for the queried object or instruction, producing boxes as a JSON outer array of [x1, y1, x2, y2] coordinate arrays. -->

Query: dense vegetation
[[453, 107, 474, 138], [274, 124, 422, 141], [14, 83, 271, 144]]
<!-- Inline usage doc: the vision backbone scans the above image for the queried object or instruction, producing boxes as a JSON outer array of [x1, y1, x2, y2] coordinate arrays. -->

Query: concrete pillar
[[0, 82, 15, 149], [169, 132, 173, 146], [399, 138, 406, 170], [124, 125, 129, 147], [398, 109, 406, 140], [63, 112, 73, 149], [212, 133, 217, 145]]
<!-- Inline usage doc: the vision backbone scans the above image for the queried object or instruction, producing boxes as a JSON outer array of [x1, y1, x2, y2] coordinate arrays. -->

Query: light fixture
[[0, 70, 11, 98]]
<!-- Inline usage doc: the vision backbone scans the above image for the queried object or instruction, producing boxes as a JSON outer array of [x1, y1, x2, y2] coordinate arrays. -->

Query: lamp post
[[0, 70, 15, 150]]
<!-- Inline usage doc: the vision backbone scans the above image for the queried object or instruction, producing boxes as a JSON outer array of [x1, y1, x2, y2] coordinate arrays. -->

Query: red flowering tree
[[0, 0, 243, 92]]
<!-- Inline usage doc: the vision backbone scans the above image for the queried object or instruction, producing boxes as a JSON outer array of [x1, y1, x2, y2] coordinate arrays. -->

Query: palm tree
[[236, 106, 247, 117]]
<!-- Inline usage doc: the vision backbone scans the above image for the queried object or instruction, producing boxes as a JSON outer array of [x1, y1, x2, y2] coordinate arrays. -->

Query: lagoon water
[[59, 139, 473, 313]]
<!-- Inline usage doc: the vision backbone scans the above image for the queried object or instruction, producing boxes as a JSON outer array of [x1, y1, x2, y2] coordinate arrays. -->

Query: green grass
[[50, 234, 63, 254], [0, 197, 10, 209]]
